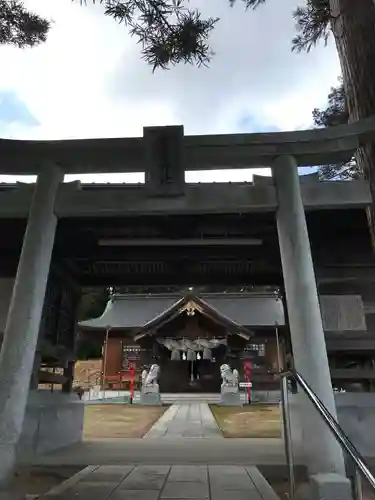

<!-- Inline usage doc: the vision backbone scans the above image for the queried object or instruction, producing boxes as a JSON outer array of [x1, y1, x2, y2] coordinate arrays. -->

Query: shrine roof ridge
[[1, 116, 375, 174], [133, 293, 254, 341], [79, 291, 285, 331]]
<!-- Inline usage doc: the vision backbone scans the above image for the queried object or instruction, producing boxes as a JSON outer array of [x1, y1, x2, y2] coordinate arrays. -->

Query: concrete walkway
[[27, 438, 301, 467], [41, 464, 281, 500], [144, 404, 221, 439]]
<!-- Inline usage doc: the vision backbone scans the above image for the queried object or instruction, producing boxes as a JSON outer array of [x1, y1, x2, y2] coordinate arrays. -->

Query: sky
[[0, 0, 342, 183]]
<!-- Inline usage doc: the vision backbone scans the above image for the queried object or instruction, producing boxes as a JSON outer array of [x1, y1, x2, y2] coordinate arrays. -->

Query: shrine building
[[79, 291, 285, 395]]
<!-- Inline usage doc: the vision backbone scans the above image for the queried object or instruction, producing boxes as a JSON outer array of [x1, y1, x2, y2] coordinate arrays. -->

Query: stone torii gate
[[0, 119, 375, 498]]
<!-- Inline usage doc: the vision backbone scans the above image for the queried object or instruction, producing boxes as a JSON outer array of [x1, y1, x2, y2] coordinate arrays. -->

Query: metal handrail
[[279, 369, 375, 500]]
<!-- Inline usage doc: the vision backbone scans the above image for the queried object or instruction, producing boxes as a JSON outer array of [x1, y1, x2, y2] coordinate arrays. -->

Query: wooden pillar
[[62, 360, 75, 393], [29, 349, 42, 390], [101, 328, 110, 389]]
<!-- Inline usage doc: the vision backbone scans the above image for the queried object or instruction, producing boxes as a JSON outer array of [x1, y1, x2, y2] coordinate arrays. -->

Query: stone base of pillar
[[0, 445, 16, 490], [140, 392, 161, 405], [0, 491, 25, 500], [296, 473, 352, 500], [19, 391, 84, 458], [220, 388, 242, 406]]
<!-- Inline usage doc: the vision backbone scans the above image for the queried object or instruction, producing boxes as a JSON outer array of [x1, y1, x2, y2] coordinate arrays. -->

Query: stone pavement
[[40, 464, 281, 500], [27, 438, 301, 467], [144, 404, 221, 439]]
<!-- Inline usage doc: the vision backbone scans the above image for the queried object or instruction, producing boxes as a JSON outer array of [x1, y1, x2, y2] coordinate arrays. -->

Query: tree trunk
[[330, 0, 375, 248]]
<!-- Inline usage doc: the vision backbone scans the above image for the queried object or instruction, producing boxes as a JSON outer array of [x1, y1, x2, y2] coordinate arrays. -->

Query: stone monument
[[220, 364, 242, 406], [140, 364, 161, 405]]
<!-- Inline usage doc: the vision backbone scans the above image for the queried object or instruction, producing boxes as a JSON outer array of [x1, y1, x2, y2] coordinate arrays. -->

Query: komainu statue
[[140, 364, 161, 405], [220, 364, 239, 389], [141, 364, 160, 389], [220, 363, 241, 406]]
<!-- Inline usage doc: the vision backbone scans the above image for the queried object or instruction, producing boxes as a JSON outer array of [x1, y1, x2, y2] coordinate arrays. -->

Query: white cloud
[[109, 0, 342, 134], [0, 0, 341, 182]]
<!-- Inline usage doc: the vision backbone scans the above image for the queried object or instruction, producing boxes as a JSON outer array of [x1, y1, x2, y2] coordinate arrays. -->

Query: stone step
[[85, 392, 281, 405], [85, 390, 280, 404], [39, 465, 283, 500]]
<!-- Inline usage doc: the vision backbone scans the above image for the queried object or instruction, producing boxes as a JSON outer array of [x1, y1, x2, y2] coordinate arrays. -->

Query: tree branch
[[292, 0, 330, 52], [0, 0, 50, 48], [99, 0, 218, 70]]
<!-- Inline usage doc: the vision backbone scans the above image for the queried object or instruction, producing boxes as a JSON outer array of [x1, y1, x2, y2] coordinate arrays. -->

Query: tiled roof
[[79, 292, 285, 329]]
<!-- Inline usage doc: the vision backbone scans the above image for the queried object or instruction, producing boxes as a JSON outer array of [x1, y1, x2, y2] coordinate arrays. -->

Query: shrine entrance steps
[[84, 392, 250, 405], [27, 437, 296, 468], [144, 403, 221, 439], [85, 393, 248, 405], [38, 464, 281, 500], [158, 394, 224, 404]]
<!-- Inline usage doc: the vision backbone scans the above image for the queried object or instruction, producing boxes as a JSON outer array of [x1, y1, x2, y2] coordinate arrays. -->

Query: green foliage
[[230, 0, 331, 53], [76, 334, 103, 360], [229, 0, 266, 7], [313, 81, 361, 180], [78, 287, 110, 321], [91, 0, 219, 70], [312, 82, 348, 127], [318, 159, 360, 181], [0, 0, 50, 48], [0, 0, 339, 71], [99, 0, 330, 68], [76, 288, 110, 360], [0, 0, 332, 69], [40, 342, 69, 362], [292, 0, 330, 53]]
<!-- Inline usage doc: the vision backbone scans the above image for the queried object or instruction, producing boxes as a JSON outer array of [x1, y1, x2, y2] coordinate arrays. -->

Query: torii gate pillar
[[272, 155, 351, 498], [0, 164, 63, 487]]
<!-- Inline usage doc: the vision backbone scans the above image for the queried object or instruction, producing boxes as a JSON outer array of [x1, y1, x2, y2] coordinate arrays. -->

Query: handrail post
[[353, 467, 364, 500], [281, 375, 295, 500]]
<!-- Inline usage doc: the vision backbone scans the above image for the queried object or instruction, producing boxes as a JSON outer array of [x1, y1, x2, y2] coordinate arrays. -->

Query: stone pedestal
[[309, 473, 352, 500], [140, 386, 161, 406], [19, 391, 84, 458], [220, 387, 242, 406]]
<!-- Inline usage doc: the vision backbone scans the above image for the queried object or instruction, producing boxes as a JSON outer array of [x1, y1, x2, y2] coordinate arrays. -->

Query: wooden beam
[[79, 272, 283, 287], [97, 238, 263, 247], [38, 370, 68, 384], [331, 369, 375, 380], [0, 181, 369, 217]]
